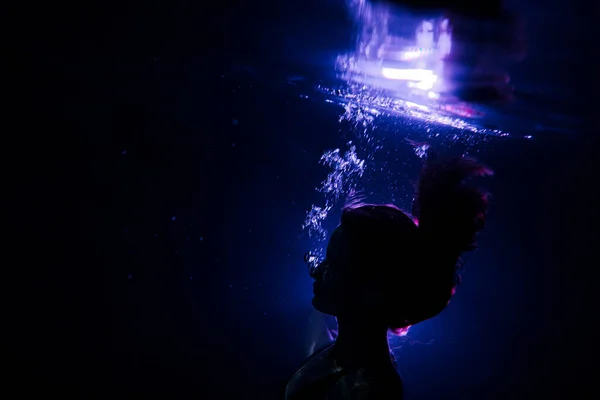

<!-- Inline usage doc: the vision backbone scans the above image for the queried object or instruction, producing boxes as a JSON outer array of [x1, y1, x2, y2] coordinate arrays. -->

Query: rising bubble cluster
[[302, 145, 367, 268], [317, 146, 366, 201], [301, 52, 515, 271]]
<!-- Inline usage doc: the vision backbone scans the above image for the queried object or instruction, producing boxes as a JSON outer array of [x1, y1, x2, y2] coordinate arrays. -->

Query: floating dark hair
[[413, 150, 492, 253]]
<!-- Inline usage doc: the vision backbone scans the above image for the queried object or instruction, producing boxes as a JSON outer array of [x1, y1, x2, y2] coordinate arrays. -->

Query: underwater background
[[17, 0, 597, 398]]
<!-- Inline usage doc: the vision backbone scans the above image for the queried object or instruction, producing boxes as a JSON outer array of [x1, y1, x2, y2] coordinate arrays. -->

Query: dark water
[[18, 0, 597, 398]]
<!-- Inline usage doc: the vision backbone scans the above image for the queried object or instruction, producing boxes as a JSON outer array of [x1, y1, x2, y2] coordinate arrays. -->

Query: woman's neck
[[332, 317, 394, 369]]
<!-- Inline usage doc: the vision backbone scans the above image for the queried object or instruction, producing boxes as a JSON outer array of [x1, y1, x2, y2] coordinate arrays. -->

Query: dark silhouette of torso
[[285, 344, 404, 400]]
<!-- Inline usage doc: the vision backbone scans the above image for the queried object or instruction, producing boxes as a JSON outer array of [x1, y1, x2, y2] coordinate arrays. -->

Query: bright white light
[[383, 68, 438, 90], [381, 68, 436, 82]]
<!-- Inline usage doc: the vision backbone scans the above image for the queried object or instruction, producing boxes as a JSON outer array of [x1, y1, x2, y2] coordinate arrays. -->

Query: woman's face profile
[[311, 226, 354, 315]]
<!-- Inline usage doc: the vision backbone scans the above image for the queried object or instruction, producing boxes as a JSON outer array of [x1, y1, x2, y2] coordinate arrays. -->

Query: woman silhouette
[[285, 152, 492, 399]]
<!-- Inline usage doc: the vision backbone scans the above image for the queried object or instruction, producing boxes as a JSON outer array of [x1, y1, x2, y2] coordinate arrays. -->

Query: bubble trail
[[302, 145, 367, 268]]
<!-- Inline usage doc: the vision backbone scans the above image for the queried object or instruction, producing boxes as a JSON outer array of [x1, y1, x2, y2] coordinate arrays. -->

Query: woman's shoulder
[[285, 343, 336, 399], [285, 348, 404, 400]]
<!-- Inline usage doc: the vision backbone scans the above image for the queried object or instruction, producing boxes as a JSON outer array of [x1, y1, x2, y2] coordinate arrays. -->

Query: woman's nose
[[305, 252, 322, 279]]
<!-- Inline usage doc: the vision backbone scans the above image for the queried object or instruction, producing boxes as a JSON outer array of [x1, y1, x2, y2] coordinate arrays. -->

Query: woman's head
[[310, 153, 492, 333]]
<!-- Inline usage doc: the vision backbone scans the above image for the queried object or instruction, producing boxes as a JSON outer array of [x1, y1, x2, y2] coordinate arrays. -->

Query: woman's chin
[[312, 295, 325, 309]]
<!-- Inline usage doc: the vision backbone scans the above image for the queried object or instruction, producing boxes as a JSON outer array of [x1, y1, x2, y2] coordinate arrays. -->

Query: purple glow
[[399, 48, 435, 61], [339, 3, 522, 111]]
